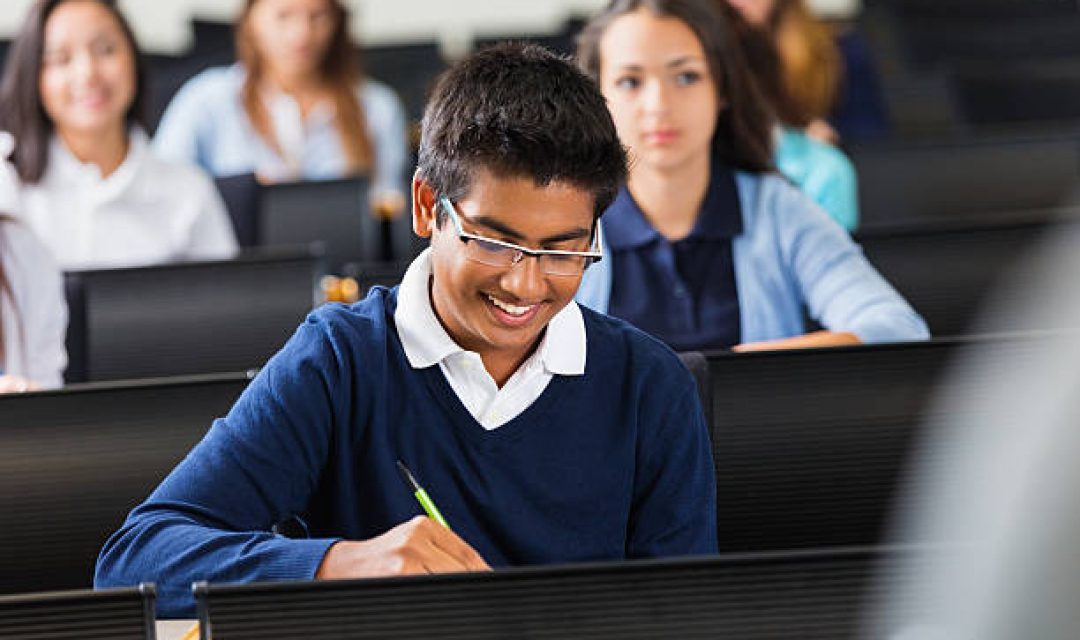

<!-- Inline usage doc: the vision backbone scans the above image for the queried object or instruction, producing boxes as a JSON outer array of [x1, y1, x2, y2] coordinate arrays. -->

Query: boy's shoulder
[[579, 304, 695, 384], [302, 286, 400, 347]]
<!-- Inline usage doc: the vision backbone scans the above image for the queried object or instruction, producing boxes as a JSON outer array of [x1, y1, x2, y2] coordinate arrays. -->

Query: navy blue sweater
[[95, 288, 717, 617]]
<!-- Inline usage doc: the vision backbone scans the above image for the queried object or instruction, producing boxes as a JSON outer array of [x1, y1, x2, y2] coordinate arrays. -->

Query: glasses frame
[[439, 196, 603, 276]]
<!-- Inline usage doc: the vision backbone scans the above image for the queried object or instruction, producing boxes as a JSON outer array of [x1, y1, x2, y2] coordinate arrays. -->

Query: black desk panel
[[0, 373, 251, 594]]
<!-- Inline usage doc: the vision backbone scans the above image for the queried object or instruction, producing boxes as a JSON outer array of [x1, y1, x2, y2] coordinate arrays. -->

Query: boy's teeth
[[488, 295, 531, 316]]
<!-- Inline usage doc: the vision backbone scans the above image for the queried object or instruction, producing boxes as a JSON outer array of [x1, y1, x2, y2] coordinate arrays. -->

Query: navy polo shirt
[[605, 165, 743, 351]]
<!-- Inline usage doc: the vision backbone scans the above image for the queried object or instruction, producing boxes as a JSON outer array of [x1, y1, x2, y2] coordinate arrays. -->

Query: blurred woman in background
[[726, 0, 888, 141], [0, 148, 66, 392], [154, 0, 408, 217], [0, 0, 237, 271], [576, 0, 926, 351], [722, 0, 859, 230]]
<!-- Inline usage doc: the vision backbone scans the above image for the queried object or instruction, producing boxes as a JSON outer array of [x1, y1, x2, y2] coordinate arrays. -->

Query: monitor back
[[0, 373, 251, 594], [65, 250, 318, 383]]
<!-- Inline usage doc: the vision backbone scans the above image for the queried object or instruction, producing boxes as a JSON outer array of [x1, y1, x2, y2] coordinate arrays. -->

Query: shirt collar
[[604, 162, 743, 250], [47, 127, 147, 198], [393, 249, 587, 375]]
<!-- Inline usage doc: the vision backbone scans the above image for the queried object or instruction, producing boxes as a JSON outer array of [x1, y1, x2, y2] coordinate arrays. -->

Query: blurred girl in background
[[0, 0, 237, 271], [155, 0, 408, 217], [726, 0, 888, 141], [0, 149, 66, 392], [575, 0, 926, 351], [722, 0, 859, 230]]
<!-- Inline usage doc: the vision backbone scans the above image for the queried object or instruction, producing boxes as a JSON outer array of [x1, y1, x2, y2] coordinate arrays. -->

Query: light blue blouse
[[153, 64, 407, 199], [775, 127, 859, 231], [577, 171, 928, 345]]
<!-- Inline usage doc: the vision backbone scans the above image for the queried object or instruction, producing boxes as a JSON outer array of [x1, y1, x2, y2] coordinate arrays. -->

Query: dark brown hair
[[718, 1, 808, 126], [756, 0, 841, 124], [577, 0, 774, 173], [0, 0, 147, 184], [235, 0, 372, 174], [416, 43, 627, 222]]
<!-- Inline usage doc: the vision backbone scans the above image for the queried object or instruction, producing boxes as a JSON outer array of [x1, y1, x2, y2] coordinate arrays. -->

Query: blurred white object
[[872, 224, 1080, 638], [806, 0, 860, 20]]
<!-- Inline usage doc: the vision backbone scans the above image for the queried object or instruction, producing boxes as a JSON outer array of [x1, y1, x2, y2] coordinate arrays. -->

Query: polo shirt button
[[674, 286, 687, 298]]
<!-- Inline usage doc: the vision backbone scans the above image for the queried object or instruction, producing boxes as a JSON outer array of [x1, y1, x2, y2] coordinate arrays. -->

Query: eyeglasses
[[439, 196, 603, 276]]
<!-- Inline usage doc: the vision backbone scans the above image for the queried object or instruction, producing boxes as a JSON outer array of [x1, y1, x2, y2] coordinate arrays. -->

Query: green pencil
[[396, 459, 450, 528]]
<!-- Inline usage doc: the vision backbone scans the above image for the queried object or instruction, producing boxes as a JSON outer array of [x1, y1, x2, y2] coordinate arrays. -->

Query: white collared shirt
[[394, 249, 588, 430], [6, 128, 237, 271], [153, 65, 407, 200], [0, 217, 67, 389]]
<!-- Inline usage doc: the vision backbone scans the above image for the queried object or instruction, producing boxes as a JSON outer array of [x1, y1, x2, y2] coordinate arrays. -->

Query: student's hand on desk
[[0, 375, 39, 394], [732, 331, 861, 352], [315, 515, 490, 579]]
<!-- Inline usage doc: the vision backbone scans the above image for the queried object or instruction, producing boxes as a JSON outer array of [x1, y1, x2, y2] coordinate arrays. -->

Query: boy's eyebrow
[[468, 215, 593, 245]]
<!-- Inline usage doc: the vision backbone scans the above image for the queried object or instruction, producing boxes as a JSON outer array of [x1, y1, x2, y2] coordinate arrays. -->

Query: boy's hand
[[315, 515, 491, 579]]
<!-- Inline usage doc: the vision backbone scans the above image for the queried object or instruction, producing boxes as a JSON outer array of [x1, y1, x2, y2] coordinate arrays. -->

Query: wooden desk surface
[[156, 619, 198, 640]]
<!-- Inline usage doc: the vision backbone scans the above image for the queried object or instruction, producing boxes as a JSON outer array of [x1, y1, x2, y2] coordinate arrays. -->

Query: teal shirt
[[774, 127, 859, 231]]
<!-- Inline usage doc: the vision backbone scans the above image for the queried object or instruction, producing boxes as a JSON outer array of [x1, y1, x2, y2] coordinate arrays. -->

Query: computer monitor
[[260, 177, 383, 274], [0, 373, 251, 594], [64, 249, 319, 383]]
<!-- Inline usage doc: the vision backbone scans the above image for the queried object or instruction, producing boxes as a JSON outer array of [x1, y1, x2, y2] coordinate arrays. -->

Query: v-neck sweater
[[95, 286, 717, 617]]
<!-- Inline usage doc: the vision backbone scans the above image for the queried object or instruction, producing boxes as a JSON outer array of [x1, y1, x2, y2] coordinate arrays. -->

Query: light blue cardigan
[[577, 171, 929, 345]]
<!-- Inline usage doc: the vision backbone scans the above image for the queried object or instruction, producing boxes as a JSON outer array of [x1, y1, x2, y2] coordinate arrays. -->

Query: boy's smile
[[413, 169, 597, 386]]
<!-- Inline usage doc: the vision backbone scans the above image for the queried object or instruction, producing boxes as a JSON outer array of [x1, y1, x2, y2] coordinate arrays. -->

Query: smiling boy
[[95, 43, 717, 617]]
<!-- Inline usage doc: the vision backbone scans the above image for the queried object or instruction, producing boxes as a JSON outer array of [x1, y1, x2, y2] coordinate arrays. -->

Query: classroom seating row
[[0, 334, 1056, 596], [56, 208, 1079, 385], [210, 132, 1080, 237], [2, 545, 935, 639], [212, 174, 420, 270], [61, 248, 408, 384], [860, 0, 1080, 136]]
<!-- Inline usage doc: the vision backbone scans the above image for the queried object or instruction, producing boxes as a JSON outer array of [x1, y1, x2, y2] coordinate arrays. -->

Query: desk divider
[[194, 547, 920, 639], [0, 584, 156, 640], [701, 335, 1056, 552]]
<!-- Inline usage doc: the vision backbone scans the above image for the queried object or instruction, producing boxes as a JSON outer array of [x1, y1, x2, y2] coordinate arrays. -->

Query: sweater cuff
[[260, 537, 343, 582]]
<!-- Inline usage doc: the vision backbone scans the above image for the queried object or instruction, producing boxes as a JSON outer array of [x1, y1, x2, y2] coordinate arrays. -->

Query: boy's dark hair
[[577, 0, 775, 174], [0, 0, 148, 184], [416, 42, 628, 223]]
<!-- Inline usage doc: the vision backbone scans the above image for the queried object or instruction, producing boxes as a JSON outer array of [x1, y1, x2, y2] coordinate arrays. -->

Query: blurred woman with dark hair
[[576, 0, 926, 351], [0, 0, 237, 270], [0, 151, 66, 392], [154, 0, 408, 217], [721, 0, 859, 230], [726, 0, 888, 141]]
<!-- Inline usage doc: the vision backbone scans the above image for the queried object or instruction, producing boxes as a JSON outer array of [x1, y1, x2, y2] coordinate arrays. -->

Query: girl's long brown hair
[[235, 0, 373, 174], [770, 0, 842, 124]]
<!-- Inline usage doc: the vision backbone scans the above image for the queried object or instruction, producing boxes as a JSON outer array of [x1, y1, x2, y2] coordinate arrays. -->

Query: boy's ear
[[412, 177, 437, 238]]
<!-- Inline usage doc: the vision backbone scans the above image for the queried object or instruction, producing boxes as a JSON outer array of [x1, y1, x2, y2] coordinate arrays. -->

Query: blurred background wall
[[0, 0, 860, 54]]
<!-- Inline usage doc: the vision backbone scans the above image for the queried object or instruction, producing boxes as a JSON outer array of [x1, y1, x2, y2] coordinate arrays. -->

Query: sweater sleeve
[[94, 313, 354, 617], [626, 363, 717, 558], [776, 181, 930, 342]]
